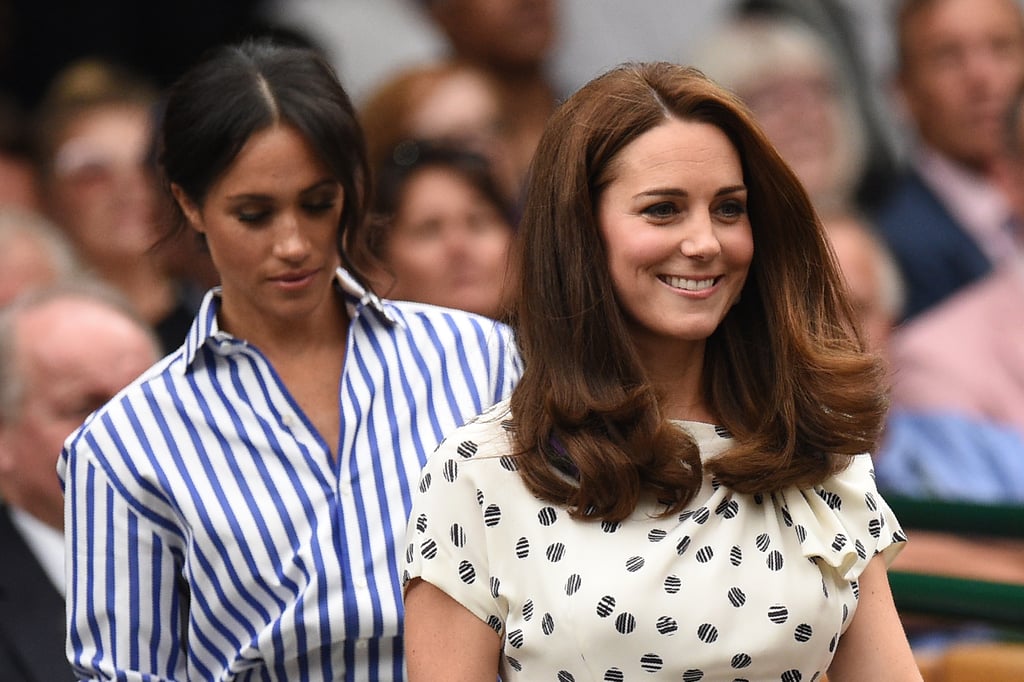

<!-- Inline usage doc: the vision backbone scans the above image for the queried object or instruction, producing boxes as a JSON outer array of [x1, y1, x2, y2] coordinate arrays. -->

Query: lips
[[271, 268, 319, 285], [659, 274, 719, 292]]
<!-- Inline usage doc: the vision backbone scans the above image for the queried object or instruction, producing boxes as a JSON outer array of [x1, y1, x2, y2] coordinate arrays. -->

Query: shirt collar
[[914, 144, 1017, 264], [9, 506, 65, 597], [180, 267, 399, 371]]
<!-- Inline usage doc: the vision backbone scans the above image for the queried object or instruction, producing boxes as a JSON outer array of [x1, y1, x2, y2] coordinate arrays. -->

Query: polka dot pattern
[[403, 405, 907, 680]]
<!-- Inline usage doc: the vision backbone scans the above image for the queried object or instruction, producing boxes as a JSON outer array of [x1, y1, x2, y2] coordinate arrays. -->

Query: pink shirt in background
[[890, 256, 1024, 437]]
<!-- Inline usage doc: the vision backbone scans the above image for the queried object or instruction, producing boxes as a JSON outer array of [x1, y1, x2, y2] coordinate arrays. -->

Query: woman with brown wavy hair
[[402, 62, 921, 681]]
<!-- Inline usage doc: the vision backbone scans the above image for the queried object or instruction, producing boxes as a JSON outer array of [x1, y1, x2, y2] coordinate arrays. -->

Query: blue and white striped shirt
[[58, 269, 522, 681]]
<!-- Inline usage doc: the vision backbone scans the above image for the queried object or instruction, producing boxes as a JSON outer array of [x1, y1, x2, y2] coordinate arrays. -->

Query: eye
[[303, 199, 337, 215], [237, 209, 271, 224], [59, 397, 108, 421], [641, 201, 679, 221], [715, 198, 747, 221], [407, 218, 443, 240]]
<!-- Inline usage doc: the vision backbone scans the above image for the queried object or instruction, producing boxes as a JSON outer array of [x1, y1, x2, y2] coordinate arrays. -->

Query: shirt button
[[282, 413, 295, 428], [355, 640, 368, 650]]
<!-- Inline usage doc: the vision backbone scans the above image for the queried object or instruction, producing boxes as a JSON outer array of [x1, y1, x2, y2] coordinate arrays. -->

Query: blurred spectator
[[0, 207, 82, 307], [888, 72, 1024, 441], [873, 0, 1024, 321], [736, 0, 903, 211], [0, 280, 160, 681], [824, 211, 1024, 656], [360, 59, 522, 203], [420, 0, 559, 197], [889, 256, 1024, 438], [33, 58, 201, 354], [824, 211, 1024, 503], [0, 93, 41, 211], [354, 140, 516, 320], [694, 13, 869, 215]]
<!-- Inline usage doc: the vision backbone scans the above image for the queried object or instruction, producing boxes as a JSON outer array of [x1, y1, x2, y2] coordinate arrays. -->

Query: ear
[[171, 183, 205, 234], [0, 423, 15, 477]]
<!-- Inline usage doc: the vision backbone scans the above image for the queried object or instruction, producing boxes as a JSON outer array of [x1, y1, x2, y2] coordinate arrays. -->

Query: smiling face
[[173, 124, 344, 339], [598, 118, 753, 359]]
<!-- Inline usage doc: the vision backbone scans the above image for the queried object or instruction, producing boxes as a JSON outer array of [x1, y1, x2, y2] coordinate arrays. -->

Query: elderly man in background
[[0, 281, 160, 681]]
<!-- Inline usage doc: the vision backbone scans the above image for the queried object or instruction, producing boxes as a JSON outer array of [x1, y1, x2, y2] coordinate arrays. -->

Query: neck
[[638, 342, 712, 423], [93, 259, 177, 325], [220, 290, 349, 358], [7, 495, 63, 533]]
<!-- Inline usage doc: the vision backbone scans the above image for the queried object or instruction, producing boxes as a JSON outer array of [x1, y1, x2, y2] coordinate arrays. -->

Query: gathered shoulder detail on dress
[[777, 454, 907, 581]]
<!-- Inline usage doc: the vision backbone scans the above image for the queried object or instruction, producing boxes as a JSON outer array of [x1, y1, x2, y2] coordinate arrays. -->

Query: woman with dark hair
[[402, 62, 921, 680], [58, 39, 521, 680], [352, 140, 516, 320]]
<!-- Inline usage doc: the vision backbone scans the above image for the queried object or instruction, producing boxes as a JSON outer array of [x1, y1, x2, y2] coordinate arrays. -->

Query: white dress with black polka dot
[[403, 401, 907, 682]]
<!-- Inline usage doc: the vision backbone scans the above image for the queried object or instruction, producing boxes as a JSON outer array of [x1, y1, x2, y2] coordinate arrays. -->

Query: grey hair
[[0, 206, 82, 284], [692, 14, 868, 213], [0, 277, 159, 423]]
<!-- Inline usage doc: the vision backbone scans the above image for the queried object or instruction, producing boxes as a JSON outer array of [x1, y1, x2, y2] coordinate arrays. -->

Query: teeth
[[662, 275, 716, 291]]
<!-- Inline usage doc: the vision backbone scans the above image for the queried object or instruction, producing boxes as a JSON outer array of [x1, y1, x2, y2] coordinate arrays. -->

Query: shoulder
[[873, 170, 957, 236], [418, 401, 524, 512], [386, 300, 513, 336], [893, 269, 1011, 349], [62, 351, 184, 462], [874, 170, 938, 216], [437, 400, 514, 456], [378, 301, 519, 362]]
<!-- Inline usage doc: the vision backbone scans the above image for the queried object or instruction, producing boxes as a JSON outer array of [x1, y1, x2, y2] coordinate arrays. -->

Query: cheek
[[725, 224, 755, 266], [476, 229, 513, 258], [203, 226, 254, 273], [386, 237, 441, 279]]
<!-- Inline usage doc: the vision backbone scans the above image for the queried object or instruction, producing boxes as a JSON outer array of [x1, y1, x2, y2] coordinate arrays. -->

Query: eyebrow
[[633, 184, 747, 200], [225, 179, 340, 202]]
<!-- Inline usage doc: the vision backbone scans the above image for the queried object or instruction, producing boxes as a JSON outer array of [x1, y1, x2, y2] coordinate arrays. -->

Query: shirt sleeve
[[61, 427, 189, 681], [402, 422, 508, 637]]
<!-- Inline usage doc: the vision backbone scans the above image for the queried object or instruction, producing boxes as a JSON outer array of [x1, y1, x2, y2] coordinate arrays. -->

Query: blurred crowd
[[1, 0, 1024, 678]]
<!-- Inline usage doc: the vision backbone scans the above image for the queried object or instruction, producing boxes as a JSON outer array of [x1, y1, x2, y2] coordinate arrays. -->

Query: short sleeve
[[402, 417, 509, 636], [781, 454, 907, 581]]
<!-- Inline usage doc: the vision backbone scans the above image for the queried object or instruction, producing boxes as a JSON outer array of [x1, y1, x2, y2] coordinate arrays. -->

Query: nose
[[273, 213, 311, 262], [445, 221, 477, 255], [108, 161, 154, 206], [679, 215, 722, 260]]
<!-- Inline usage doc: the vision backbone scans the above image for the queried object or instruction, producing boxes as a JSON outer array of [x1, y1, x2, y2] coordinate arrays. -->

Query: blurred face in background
[[741, 65, 856, 211], [826, 216, 896, 355], [899, 0, 1024, 171], [429, 0, 556, 69], [0, 232, 64, 306], [406, 69, 520, 200], [0, 297, 158, 530], [45, 104, 160, 266], [376, 164, 513, 319]]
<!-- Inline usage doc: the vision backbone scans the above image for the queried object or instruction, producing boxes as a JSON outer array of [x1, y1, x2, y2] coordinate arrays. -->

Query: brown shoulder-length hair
[[509, 62, 888, 522]]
